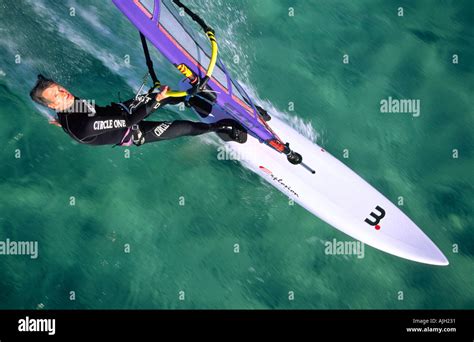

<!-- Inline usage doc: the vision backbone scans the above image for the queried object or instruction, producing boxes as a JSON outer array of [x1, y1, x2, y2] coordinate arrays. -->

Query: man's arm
[[75, 87, 177, 139], [74, 94, 163, 139]]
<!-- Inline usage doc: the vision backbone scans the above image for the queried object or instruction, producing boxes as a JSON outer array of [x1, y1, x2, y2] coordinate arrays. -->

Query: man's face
[[42, 83, 74, 111]]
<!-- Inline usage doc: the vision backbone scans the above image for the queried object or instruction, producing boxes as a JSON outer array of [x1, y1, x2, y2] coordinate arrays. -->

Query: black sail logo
[[365, 206, 386, 230]]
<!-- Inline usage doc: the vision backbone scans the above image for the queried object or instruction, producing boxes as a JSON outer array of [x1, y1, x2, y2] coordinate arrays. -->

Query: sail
[[112, 0, 280, 141]]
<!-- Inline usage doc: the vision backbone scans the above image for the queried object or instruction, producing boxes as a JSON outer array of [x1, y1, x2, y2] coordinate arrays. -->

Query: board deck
[[227, 117, 449, 266]]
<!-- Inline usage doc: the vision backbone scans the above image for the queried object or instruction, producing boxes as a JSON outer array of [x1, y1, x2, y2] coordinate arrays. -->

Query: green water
[[0, 0, 473, 309]]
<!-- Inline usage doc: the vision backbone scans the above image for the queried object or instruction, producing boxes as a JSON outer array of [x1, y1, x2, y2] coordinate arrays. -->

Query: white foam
[[240, 83, 320, 143], [0, 37, 20, 55], [187, 0, 251, 79], [34, 104, 57, 121], [29, 0, 137, 90], [67, 0, 113, 37]]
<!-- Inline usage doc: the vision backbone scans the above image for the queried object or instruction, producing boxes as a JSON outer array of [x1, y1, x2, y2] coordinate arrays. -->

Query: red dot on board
[[375, 225, 381, 230]]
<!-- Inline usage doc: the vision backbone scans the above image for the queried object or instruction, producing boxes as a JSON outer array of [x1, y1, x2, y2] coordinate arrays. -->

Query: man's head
[[30, 75, 75, 112]]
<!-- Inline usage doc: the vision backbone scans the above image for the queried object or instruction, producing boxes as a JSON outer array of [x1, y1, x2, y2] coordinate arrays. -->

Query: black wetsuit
[[56, 94, 214, 146]]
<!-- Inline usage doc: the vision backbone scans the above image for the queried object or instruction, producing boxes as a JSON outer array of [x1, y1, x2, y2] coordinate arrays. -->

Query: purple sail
[[112, 0, 276, 142]]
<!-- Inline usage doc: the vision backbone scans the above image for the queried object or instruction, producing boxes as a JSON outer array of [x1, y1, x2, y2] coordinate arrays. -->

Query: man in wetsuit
[[29, 75, 247, 146]]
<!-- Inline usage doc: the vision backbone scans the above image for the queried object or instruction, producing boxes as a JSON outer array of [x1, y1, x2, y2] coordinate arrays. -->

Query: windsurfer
[[29, 74, 247, 146]]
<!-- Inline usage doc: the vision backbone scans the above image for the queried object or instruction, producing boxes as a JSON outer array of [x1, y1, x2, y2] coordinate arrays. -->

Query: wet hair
[[30, 74, 56, 107]]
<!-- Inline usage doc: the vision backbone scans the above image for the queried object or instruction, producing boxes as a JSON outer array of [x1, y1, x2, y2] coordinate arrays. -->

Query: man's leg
[[136, 120, 247, 145], [138, 120, 212, 144]]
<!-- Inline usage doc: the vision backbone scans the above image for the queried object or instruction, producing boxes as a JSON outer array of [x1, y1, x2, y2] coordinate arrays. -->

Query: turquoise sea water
[[0, 0, 473, 309]]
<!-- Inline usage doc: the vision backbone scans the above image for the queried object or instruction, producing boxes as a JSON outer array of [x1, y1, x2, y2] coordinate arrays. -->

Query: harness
[[116, 102, 146, 147]]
